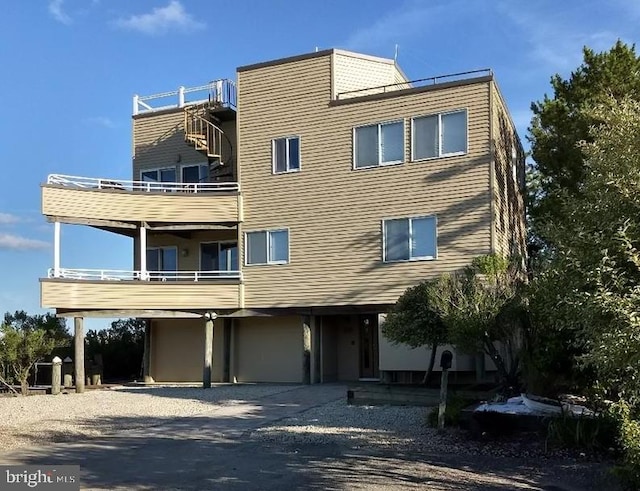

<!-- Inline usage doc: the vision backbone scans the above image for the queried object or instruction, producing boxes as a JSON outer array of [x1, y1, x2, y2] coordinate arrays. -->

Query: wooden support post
[[438, 368, 450, 430], [143, 320, 154, 383], [51, 357, 62, 395], [302, 316, 311, 385], [203, 313, 215, 389], [223, 319, 231, 383], [63, 357, 73, 388], [312, 317, 321, 384], [74, 317, 85, 394]]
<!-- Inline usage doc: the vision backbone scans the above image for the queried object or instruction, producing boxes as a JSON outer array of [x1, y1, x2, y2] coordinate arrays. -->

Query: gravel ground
[[0, 384, 300, 451]]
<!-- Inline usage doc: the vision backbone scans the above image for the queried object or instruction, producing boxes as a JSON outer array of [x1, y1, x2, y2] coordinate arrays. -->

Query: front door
[[359, 314, 379, 379]]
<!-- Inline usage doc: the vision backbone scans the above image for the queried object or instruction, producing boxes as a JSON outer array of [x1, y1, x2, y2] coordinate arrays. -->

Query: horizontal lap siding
[[238, 54, 492, 308], [333, 53, 394, 98], [133, 110, 207, 178], [40, 280, 240, 309], [42, 186, 239, 223], [491, 82, 526, 258]]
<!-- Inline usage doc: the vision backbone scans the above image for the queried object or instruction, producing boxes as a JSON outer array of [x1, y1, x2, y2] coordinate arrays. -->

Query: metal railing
[[133, 79, 237, 115], [47, 174, 240, 193], [48, 268, 242, 281], [335, 69, 492, 100]]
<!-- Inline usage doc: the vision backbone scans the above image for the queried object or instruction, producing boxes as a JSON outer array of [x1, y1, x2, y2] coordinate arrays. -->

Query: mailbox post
[[438, 350, 453, 430]]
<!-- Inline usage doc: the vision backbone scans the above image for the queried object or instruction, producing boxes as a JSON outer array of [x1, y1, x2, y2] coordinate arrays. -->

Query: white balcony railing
[[47, 174, 239, 193], [133, 79, 237, 116], [48, 268, 242, 281]]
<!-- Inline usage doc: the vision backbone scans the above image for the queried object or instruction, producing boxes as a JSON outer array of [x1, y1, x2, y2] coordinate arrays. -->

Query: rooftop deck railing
[[133, 79, 237, 116], [335, 68, 492, 100], [48, 268, 242, 281], [47, 174, 240, 193]]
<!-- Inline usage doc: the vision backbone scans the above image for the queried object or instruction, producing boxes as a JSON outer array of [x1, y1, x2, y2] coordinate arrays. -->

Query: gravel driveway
[[0, 384, 617, 490]]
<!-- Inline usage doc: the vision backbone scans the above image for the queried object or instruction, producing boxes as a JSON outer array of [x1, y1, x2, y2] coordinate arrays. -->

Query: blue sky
[[0, 0, 637, 330]]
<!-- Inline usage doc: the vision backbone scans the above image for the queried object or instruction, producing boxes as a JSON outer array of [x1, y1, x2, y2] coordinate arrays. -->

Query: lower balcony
[[41, 268, 242, 312]]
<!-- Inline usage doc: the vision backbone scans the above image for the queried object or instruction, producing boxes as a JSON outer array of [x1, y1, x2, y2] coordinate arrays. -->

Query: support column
[[312, 316, 321, 384], [53, 221, 60, 277], [74, 317, 85, 394], [223, 319, 231, 383], [203, 312, 216, 389], [143, 320, 154, 383], [302, 316, 311, 385], [140, 225, 147, 280]]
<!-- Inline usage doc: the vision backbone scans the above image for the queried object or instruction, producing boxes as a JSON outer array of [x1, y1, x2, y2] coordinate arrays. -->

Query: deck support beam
[[203, 312, 216, 388], [302, 316, 311, 384], [143, 320, 154, 383], [74, 317, 85, 394]]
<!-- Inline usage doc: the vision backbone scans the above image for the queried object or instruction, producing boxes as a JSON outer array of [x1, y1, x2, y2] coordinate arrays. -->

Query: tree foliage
[[0, 311, 70, 395], [431, 255, 525, 388], [382, 281, 448, 384], [530, 98, 640, 406], [86, 318, 145, 381], [528, 40, 640, 235]]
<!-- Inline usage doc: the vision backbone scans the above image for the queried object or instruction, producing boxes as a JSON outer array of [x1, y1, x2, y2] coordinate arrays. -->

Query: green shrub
[[610, 402, 640, 490], [426, 396, 473, 428], [546, 412, 618, 452]]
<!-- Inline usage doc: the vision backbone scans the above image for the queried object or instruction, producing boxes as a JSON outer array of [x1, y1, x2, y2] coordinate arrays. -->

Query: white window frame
[[180, 163, 209, 183], [353, 120, 405, 170], [411, 109, 468, 161], [381, 215, 438, 263], [199, 241, 239, 271], [244, 228, 290, 266], [272, 136, 301, 174]]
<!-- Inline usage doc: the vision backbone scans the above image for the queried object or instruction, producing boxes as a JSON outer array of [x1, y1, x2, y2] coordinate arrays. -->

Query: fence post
[[51, 357, 62, 395], [63, 357, 73, 388], [178, 86, 185, 108], [133, 95, 139, 116]]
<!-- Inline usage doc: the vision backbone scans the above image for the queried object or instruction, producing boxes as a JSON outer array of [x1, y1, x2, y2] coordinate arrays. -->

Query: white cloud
[[115, 1, 204, 35], [49, 0, 72, 25], [85, 116, 116, 128], [0, 234, 48, 251], [0, 213, 20, 225]]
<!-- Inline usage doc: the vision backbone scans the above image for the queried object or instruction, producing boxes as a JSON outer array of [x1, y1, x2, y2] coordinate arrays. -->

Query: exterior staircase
[[184, 103, 224, 161]]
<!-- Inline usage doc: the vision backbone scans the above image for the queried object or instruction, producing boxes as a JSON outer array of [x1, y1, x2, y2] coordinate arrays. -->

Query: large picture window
[[272, 137, 300, 173], [412, 110, 467, 160], [245, 229, 289, 265], [383, 216, 437, 262], [354, 121, 404, 169]]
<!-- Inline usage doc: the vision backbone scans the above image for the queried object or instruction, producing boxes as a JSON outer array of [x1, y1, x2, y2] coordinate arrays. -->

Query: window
[[245, 229, 289, 265], [200, 242, 239, 272], [383, 216, 437, 262], [412, 110, 467, 160], [272, 137, 300, 173], [354, 121, 404, 169], [141, 168, 176, 183], [146, 247, 178, 279], [181, 164, 209, 183]]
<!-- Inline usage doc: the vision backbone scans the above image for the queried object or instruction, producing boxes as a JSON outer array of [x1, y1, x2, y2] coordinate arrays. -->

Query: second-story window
[[272, 137, 300, 173], [141, 168, 176, 183], [182, 164, 209, 183], [354, 121, 404, 169], [383, 216, 437, 262], [146, 246, 178, 280], [245, 229, 289, 265], [412, 110, 467, 160]]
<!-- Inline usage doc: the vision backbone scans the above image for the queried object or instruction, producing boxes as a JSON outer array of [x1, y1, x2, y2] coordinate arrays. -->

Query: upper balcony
[[133, 79, 237, 121], [42, 174, 242, 231]]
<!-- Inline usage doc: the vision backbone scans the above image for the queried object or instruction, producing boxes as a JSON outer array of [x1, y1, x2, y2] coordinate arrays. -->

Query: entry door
[[359, 314, 379, 379]]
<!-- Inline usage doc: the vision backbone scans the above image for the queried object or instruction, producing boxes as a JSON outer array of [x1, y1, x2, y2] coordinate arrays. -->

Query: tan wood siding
[[491, 81, 526, 258], [41, 279, 240, 310], [238, 54, 492, 308], [234, 316, 303, 382], [333, 52, 395, 98], [42, 185, 239, 224], [133, 109, 237, 179]]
